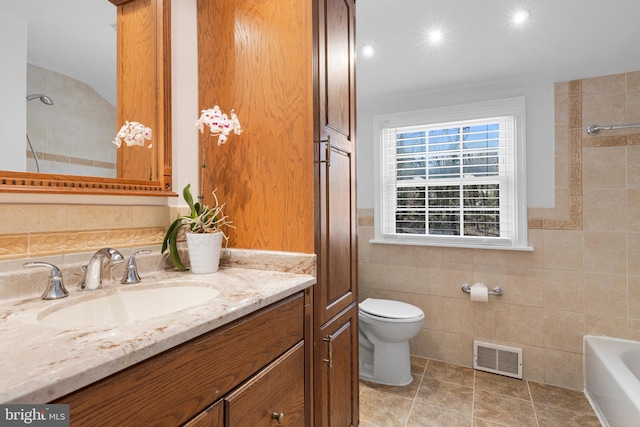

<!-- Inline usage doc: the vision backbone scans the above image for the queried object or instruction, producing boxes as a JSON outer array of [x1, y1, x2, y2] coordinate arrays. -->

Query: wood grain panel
[[315, 144, 357, 330], [184, 400, 223, 427], [111, 0, 171, 191], [327, 149, 354, 305], [118, 0, 158, 182], [197, 0, 314, 253], [325, 0, 352, 138]]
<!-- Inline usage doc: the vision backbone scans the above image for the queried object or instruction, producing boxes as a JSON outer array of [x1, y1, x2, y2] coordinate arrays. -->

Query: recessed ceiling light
[[428, 30, 443, 43], [513, 10, 529, 24], [361, 45, 376, 57]]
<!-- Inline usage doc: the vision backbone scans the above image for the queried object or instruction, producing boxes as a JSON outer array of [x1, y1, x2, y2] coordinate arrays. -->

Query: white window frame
[[372, 96, 531, 251]]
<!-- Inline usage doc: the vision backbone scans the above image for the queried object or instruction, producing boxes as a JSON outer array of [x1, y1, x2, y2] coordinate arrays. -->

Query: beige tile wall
[[27, 64, 117, 177], [358, 70, 640, 391], [0, 204, 170, 262]]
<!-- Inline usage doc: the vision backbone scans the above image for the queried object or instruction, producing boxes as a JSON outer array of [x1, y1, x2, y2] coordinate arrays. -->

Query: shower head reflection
[[26, 94, 54, 105]]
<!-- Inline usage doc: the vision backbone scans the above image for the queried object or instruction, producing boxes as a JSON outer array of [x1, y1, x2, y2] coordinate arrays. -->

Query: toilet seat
[[359, 298, 424, 321]]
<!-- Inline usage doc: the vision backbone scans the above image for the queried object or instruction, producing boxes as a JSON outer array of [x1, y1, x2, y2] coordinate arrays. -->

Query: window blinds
[[381, 117, 515, 241]]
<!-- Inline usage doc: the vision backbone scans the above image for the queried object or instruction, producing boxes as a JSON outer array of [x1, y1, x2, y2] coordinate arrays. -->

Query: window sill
[[369, 238, 534, 252]]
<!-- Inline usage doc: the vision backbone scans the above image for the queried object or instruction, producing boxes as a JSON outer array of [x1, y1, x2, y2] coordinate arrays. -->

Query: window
[[373, 97, 530, 250]]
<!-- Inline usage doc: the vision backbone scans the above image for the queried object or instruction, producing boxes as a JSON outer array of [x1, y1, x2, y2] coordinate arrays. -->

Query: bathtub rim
[[584, 334, 640, 427]]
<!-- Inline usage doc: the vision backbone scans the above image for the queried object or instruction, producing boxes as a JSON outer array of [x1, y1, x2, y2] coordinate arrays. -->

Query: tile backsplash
[[0, 204, 170, 261], [358, 70, 640, 391]]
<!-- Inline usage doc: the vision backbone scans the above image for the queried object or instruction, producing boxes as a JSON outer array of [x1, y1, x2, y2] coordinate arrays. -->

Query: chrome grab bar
[[586, 123, 640, 135]]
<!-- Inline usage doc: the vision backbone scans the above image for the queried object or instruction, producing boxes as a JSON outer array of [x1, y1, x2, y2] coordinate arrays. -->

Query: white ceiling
[[356, 0, 640, 103], [3, 1, 639, 109], [0, 0, 116, 105]]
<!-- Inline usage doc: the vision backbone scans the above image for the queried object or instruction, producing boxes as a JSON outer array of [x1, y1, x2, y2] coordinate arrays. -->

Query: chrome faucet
[[79, 248, 125, 291]]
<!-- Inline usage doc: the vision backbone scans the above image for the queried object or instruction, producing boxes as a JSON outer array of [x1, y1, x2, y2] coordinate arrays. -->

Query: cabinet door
[[225, 342, 305, 427], [314, 303, 359, 427], [315, 0, 357, 328]]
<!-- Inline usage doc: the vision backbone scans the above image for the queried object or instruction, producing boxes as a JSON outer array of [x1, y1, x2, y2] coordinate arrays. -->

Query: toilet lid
[[359, 298, 423, 320]]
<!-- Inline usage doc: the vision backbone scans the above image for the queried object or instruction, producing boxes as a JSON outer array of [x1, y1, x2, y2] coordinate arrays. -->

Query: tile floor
[[359, 356, 602, 427]]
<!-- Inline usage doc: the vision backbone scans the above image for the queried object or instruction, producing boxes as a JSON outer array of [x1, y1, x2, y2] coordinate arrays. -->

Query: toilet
[[358, 298, 425, 386]]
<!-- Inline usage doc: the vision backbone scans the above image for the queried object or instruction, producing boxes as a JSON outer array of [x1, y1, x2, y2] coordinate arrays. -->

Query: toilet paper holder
[[461, 284, 504, 296]]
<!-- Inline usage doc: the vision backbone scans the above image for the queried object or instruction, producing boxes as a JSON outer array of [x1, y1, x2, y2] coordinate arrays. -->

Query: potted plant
[[162, 105, 241, 273], [161, 183, 233, 273]]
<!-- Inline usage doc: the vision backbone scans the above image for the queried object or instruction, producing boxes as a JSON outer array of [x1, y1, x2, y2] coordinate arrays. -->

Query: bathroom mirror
[[0, 0, 172, 195]]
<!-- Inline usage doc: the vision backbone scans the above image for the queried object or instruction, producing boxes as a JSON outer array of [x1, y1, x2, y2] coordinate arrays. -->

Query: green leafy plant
[[161, 183, 232, 270]]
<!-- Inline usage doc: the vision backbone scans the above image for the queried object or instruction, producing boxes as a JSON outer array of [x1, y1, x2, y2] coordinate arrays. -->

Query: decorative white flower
[[230, 109, 242, 134], [113, 121, 152, 148], [194, 105, 243, 202], [196, 105, 242, 146]]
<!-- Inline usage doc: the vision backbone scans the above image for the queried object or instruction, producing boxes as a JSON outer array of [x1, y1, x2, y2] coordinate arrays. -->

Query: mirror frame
[[0, 0, 173, 196]]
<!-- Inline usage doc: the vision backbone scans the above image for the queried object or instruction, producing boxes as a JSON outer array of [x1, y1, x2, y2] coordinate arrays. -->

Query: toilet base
[[359, 368, 413, 387], [359, 339, 413, 386]]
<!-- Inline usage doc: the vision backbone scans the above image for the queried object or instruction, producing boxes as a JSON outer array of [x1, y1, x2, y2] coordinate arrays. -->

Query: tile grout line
[[403, 374, 422, 427], [526, 380, 541, 427], [402, 358, 430, 427], [471, 369, 476, 424]]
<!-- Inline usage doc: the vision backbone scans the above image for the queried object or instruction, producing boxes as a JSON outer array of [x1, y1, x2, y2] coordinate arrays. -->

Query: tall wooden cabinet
[[197, 0, 358, 425], [313, 0, 359, 426]]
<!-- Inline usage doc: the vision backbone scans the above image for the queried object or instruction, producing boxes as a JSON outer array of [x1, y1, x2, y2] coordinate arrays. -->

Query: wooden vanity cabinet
[[52, 290, 310, 427]]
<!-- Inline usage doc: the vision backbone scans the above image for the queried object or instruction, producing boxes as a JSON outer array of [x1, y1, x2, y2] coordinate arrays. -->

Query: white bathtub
[[584, 335, 640, 427]]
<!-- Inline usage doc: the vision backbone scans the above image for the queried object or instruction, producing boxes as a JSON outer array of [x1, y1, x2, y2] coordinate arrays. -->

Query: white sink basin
[[39, 285, 221, 328]]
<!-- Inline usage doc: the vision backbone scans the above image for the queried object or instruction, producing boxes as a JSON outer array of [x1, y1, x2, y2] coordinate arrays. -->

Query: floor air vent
[[474, 341, 522, 379]]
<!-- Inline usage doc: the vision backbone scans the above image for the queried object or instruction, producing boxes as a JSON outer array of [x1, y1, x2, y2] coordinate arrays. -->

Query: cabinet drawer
[[54, 292, 304, 427], [225, 341, 305, 427], [184, 400, 223, 427]]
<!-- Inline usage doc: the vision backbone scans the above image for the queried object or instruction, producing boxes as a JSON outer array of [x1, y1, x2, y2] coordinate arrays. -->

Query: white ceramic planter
[[185, 232, 223, 274]]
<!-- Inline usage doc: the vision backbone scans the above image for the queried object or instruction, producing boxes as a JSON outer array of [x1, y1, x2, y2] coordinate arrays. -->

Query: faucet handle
[[121, 250, 151, 284], [24, 262, 69, 300]]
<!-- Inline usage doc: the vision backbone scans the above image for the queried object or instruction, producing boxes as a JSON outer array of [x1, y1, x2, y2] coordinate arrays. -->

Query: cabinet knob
[[271, 412, 285, 424]]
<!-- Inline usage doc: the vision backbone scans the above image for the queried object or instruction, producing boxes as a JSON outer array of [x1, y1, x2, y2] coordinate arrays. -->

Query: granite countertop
[[0, 250, 316, 404]]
